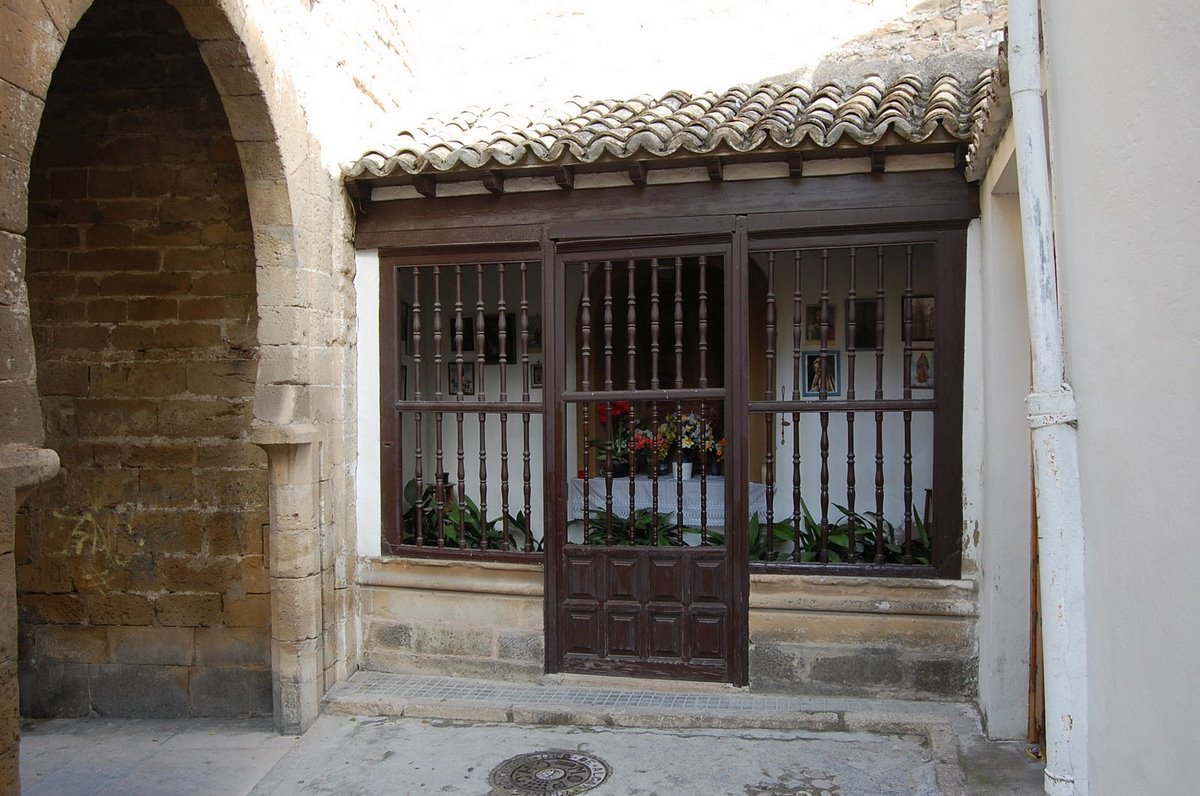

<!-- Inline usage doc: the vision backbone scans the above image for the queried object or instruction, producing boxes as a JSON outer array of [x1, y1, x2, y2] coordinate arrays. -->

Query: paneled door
[[544, 238, 749, 684]]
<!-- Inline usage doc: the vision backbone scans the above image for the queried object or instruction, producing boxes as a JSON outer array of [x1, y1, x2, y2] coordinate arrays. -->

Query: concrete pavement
[[18, 672, 1044, 795]]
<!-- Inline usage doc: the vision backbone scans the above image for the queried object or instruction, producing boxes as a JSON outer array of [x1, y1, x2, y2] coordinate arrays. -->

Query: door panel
[[549, 243, 746, 684]]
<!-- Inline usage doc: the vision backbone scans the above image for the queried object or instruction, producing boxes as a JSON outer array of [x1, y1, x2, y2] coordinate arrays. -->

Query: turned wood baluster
[[432, 266, 446, 546], [818, 249, 831, 562], [846, 248, 858, 562], [649, 261, 661, 541], [475, 264, 489, 548], [412, 267, 425, 546], [674, 257, 684, 389], [874, 246, 887, 564], [764, 251, 777, 557], [626, 259, 636, 540], [497, 263, 511, 550], [602, 261, 615, 545], [902, 245, 915, 564], [581, 262, 592, 536], [792, 250, 803, 561], [454, 265, 467, 549], [520, 262, 533, 552]]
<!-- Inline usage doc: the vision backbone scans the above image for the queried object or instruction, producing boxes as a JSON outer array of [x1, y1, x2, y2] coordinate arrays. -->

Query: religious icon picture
[[909, 349, 934, 390], [801, 351, 841, 397]]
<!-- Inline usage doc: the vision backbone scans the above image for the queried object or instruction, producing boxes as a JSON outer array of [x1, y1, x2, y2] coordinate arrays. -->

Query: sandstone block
[[16, 594, 83, 627], [195, 626, 269, 666], [155, 592, 221, 627], [17, 661, 89, 717], [158, 554, 237, 592], [190, 666, 271, 717], [109, 626, 194, 666], [185, 359, 256, 397], [87, 593, 153, 626], [138, 469, 195, 508], [195, 468, 265, 508], [98, 272, 190, 297], [0, 77, 43, 164], [91, 362, 187, 398], [270, 574, 321, 642], [88, 663, 188, 717], [222, 593, 270, 627], [34, 625, 107, 663], [413, 625, 493, 659], [75, 399, 157, 437], [159, 399, 246, 437], [0, 6, 62, 98], [126, 298, 178, 321], [85, 298, 127, 323], [155, 322, 223, 349]]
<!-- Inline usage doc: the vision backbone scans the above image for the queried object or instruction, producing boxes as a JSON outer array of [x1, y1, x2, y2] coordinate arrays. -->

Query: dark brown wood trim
[[542, 233, 563, 675], [728, 216, 751, 687], [932, 229, 967, 578], [379, 263, 401, 550], [355, 171, 976, 245]]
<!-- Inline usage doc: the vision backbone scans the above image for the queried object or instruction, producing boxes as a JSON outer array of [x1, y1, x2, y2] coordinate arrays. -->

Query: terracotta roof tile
[[346, 70, 998, 180]]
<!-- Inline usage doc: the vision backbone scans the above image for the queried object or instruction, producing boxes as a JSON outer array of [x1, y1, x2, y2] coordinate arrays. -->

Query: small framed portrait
[[903, 295, 935, 343], [845, 298, 880, 350], [483, 312, 516, 363], [802, 351, 841, 398], [399, 365, 408, 400], [909, 349, 935, 390], [804, 303, 838, 345], [528, 314, 543, 353], [450, 316, 475, 352], [447, 362, 475, 396], [531, 360, 544, 389]]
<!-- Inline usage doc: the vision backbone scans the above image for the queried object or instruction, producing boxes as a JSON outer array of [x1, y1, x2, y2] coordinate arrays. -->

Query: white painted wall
[[1041, 2, 1200, 791], [976, 131, 1034, 740], [355, 249, 383, 556]]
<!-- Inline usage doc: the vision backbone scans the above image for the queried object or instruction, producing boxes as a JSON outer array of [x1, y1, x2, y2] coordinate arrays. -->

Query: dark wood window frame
[[367, 170, 977, 580]]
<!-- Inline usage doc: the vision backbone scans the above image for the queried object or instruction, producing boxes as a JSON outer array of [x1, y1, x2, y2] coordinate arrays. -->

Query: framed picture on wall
[[845, 298, 880, 350], [447, 362, 475, 396], [801, 351, 841, 397], [399, 301, 411, 345], [531, 360, 544, 389], [804, 303, 838, 345], [483, 312, 516, 363], [903, 295, 935, 343], [528, 314, 543, 353], [909, 349, 935, 390]]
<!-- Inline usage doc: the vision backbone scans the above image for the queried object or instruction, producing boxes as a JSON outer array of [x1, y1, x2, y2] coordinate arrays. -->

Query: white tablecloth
[[566, 476, 768, 528]]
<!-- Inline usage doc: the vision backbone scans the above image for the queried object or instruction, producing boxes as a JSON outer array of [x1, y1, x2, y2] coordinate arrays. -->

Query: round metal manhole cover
[[489, 750, 611, 795]]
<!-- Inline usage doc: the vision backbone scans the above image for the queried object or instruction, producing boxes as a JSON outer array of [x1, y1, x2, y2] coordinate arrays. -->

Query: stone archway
[[0, 0, 331, 790]]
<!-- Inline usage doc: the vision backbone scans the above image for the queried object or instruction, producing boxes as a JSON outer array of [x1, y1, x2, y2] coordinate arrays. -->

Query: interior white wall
[[976, 132, 1034, 739], [355, 249, 383, 556], [1040, 2, 1200, 791]]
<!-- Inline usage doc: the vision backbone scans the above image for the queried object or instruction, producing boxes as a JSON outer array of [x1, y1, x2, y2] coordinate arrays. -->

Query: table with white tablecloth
[[565, 476, 768, 528]]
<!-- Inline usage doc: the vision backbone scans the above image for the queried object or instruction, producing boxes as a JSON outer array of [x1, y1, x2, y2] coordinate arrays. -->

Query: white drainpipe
[[1008, 1, 1090, 794]]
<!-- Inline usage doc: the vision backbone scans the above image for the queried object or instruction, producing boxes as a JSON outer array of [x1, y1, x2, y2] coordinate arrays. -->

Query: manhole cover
[[489, 750, 611, 795]]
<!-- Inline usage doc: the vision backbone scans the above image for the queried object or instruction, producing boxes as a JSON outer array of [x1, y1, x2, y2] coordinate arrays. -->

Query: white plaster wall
[[975, 132, 1033, 740], [1041, 2, 1200, 791], [355, 249, 382, 556]]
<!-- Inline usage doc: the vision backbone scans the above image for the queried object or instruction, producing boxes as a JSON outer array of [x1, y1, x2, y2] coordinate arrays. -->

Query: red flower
[[597, 400, 630, 424]]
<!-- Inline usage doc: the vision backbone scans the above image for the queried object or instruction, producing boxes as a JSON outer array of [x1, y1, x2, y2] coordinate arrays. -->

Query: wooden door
[[545, 240, 749, 684]]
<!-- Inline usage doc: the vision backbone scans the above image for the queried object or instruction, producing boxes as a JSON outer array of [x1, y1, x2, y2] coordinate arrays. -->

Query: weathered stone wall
[[16, 0, 270, 718], [359, 559, 977, 700]]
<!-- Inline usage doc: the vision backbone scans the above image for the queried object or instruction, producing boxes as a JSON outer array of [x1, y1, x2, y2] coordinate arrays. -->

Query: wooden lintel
[[629, 161, 648, 188], [706, 158, 724, 182], [555, 165, 575, 190], [347, 180, 372, 216], [412, 174, 437, 198], [787, 155, 804, 178], [871, 146, 887, 173], [483, 169, 505, 194]]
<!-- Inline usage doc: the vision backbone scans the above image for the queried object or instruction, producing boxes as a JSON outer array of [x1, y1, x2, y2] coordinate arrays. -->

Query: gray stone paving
[[17, 672, 1044, 795]]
